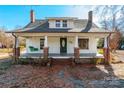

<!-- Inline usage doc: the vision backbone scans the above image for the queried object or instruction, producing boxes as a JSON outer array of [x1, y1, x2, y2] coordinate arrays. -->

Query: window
[[56, 20, 60, 27], [62, 20, 67, 27], [78, 39, 89, 49], [40, 39, 44, 49]]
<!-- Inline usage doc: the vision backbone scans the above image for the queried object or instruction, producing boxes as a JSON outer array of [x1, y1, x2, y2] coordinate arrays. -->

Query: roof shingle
[[8, 18, 110, 33]]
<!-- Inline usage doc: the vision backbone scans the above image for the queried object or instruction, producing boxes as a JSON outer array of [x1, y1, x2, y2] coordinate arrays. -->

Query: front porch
[[13, 32, 110, 63]]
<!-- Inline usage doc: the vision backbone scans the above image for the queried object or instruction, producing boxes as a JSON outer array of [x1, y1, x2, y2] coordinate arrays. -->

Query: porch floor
[[19, 53, 104, 58]]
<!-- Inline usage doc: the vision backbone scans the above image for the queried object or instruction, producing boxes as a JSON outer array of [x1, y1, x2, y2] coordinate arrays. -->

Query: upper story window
[[56, 20, 61, 27], [62, 20, 67, 27]]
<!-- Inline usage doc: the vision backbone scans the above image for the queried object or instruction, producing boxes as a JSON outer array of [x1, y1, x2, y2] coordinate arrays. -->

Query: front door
[[60, 38, 67, 54]]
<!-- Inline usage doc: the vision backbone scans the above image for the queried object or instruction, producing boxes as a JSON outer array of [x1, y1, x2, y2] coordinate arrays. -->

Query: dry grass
[[0, 48, 12, 53], [0, 47, 25, 53]]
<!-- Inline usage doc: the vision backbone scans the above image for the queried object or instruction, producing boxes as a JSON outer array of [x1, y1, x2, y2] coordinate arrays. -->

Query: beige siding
[[48, 37, 60, 53], [26, 37, 44, 53], [79, 36, 97, 53], [26, 36, 99, 54], [48, 20, 56, 28], [67, 37, 75, 53]]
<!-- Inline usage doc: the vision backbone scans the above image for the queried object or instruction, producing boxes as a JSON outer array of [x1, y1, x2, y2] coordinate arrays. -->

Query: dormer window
[[62, 20, 67, 27], [56, 20, 60, 27]]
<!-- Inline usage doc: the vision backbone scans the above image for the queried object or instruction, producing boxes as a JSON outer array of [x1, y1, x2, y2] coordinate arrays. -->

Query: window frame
[[55, 20, 61, 27], [62, 20, 67, 27], [78, 38, 89, 49], [40, 39, 44, 49]]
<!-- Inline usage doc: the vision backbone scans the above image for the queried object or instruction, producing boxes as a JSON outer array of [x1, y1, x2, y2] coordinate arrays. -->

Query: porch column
[[104, 37, 107, 48], [74, 36, 80, 58], [14, 37, 20, 58], [103, 37, 110, 63], [43, 36, 49, 59], [44, 36, 48, 47]]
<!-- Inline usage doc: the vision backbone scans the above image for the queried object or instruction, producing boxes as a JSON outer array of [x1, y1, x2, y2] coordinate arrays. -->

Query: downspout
[[12, 33, 17, 57]]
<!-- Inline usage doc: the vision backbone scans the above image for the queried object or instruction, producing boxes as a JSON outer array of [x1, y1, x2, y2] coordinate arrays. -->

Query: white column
[[104, 37, 107, 48], [44, 36, 48, 47], [75, 35, 79, 48]]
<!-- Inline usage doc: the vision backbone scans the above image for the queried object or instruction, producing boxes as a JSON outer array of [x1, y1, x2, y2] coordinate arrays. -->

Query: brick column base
[[43, 47, 49, 59], [74, 47, 80, 58], [103, 48, 110, 64], [13, 47, 20, 58]]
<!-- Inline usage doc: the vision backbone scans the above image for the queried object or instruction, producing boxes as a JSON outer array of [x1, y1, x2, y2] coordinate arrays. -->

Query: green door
[[60, 38, 67, 54]]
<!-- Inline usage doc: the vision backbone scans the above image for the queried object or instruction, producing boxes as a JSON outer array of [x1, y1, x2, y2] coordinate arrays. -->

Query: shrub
[[92, 58, 104, 64], [0, 62, 12, 70]]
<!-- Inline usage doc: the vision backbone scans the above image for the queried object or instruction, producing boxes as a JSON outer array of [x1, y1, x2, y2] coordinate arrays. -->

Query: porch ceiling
[[15, 32, 110, 38]]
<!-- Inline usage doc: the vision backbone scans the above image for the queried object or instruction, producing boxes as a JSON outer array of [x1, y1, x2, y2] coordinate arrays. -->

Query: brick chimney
[[30, 10, 35, 23], [88, 11, 92, 23], [81, 11, 93, 32]]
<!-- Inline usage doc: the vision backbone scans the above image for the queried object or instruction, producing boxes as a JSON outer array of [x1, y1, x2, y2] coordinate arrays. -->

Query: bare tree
[[0, 28, 14, 48], [109, 28, 122, 52], [94, 5, 124, 52]]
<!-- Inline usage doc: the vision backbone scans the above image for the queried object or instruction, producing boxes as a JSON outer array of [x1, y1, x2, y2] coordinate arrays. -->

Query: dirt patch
[[0, 62, 124, 88], [111, 50, 124, 63]]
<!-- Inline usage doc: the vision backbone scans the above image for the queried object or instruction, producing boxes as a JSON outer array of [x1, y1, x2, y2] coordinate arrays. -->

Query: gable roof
[[7, 18, 111, 33]]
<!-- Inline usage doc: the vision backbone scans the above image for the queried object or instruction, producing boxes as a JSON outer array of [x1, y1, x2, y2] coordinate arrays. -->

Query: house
[[8, 10, 112, 63]]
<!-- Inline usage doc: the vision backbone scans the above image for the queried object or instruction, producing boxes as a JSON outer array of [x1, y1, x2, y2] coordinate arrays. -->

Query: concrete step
[[51, 58, 73, 65]]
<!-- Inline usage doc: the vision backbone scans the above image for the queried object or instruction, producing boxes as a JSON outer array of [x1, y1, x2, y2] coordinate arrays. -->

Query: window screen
[[78, 39, 89, 49]]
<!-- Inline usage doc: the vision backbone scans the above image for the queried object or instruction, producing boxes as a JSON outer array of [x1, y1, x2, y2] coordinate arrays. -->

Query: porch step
[[75, 58, 92, 64], [51, 58, 73, 65]]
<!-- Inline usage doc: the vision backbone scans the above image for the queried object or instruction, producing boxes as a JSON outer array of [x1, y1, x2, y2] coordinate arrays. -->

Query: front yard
[[0, 61, 124, 88], [0, 50, 124, 88]]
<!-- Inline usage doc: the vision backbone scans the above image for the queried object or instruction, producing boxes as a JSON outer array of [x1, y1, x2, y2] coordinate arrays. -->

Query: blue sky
[[0, 5, 93, 30]]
